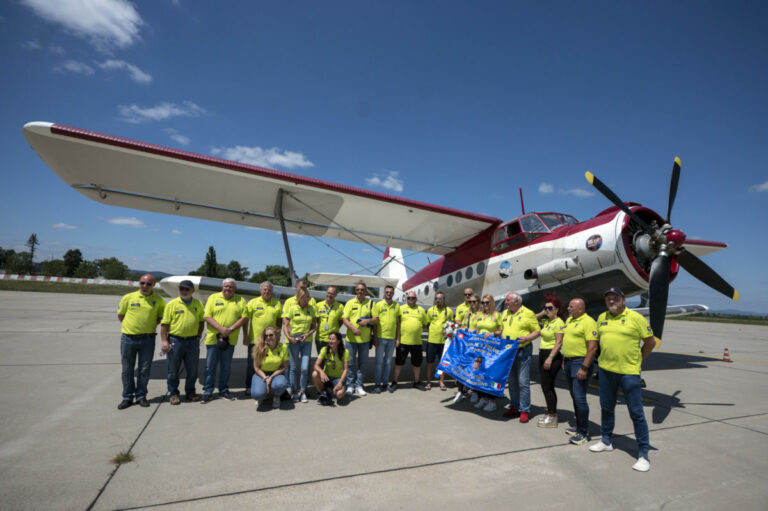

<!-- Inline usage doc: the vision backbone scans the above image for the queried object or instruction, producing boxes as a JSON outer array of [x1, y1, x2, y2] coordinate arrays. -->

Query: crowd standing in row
[[118, 275, 654, 471]]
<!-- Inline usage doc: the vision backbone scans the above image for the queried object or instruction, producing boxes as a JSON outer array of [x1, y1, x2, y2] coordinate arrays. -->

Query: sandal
[[424, 383, 432, 391], [439, 383, 447, 391]]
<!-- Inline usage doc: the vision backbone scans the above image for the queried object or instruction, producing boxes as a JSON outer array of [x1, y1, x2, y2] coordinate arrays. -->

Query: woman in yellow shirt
[[283, 289, 317, 403], [251, 326, 290, 409], [471, 294, 502, 412], [462, 294, 480, 330], [312, 331, 350, 405], [535, 293, 566, 427]]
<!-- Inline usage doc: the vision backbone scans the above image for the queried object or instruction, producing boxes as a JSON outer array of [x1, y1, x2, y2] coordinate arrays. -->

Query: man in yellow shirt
[[202, 278, 248, 403], [589, 288, 655, 472], [561, 298, 598, 445], [500, 292, 540, 423], [425, 292, 454, 391], [455, 287, 474, 326], [160, 280, 204, 405], [372, 285, 400, 393], [392, 291, 428, 391], [342, 282, 374, 395], [117, 274, 165, 410], [314, 286, 344, 355], [243, 281, 282, 396]]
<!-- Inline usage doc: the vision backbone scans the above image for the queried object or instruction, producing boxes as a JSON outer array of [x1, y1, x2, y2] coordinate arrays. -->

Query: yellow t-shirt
[[561, 313, 598, 358], [318, 346, 350, 378], [455, 302, 472, 326], [118, 291, 165, 335], [462, 311, 480, 330], [314, 301, 344, 343], [597, 308, 653, 375], [204, 292, 247, 346], [373, 300, 401, 339], [258, 343, 289, 372], [539, 317, 565, 351], [476, 311, 502, 336], [283, 303, 315, 338], [399, 305, 428, 345], [343, 298, 373, 344], [500, 306, 540, 346], [426, 306, 455, 344], [161, 297, 204, 337], [246, 296, 282, 344]]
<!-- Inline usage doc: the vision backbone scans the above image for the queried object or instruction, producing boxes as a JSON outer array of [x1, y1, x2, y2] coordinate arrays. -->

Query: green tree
[[97, 257, 129, 279], [63, 249, 83, 277], [203, 246, 218, 277], [249, 264, 291, 287], [73, 260, 99, 278], [226, 260, 250, 281], [26, 234, 39, 264], [40, 259, 66, 276]]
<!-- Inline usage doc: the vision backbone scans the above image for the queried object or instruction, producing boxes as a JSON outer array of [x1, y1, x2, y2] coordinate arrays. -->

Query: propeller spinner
[[585, 159, 739, 341]]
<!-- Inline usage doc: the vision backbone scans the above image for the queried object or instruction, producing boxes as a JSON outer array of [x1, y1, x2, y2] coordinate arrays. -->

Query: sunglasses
[[481, 301, 491, 305], [265, 333, 276, 337], [139, 282, 153, 286], [407, 297, 417, 300], [544, 305, 555, 311], [464, 293, 472, 296], [469, 300, 478, 303]]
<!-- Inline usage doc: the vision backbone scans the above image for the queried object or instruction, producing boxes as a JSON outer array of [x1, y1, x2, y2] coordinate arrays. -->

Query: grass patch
[[111, 450, 134, 465], [0, 279, 169, 297]]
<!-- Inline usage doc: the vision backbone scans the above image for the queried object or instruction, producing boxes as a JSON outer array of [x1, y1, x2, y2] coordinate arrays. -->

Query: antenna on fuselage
[[519, 187, 525, 215]]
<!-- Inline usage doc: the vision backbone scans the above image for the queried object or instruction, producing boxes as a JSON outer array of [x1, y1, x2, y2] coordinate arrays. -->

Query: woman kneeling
[[251, 326, 290, 408], [312, 331, 349, 405]]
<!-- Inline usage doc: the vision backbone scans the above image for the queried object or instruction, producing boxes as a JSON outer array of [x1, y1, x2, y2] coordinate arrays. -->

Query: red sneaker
[[503, 406, 520, 418], [520, 411, 529, 423]]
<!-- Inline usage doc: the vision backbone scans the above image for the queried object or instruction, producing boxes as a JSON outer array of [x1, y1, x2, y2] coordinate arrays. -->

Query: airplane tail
[[379, 247, 408, 300]]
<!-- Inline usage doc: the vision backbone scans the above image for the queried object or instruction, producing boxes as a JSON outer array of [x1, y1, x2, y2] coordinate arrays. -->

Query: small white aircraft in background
[[23, 122, 738, 341]]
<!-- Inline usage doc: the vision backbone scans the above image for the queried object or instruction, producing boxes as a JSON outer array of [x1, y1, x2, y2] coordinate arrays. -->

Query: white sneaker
[[474, 397, 488, 409], [272, 396, 281, 409], [253, 400, 260, 408], [470, 392, 479, 404], [346, 386, 355, 395], [632, 457, 650, 472], [589, 441, 614, 452], [355, 386, 367, 396], [452, 392, 464, 404], [300, 391, 308, 403], [483, 400, 497, 412]]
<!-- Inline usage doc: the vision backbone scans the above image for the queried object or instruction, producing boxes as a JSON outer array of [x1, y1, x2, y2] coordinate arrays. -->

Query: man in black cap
[[589, 287, 655, 472], [160, 280, 205, 404]]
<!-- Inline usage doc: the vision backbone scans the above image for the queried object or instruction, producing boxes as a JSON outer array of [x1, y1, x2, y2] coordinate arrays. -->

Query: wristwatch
[[580, 365, 590, 372]]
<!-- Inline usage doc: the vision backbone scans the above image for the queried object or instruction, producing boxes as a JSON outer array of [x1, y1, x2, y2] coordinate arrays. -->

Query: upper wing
[[24, 122, 501, 255], [308, 273, 399, 288]]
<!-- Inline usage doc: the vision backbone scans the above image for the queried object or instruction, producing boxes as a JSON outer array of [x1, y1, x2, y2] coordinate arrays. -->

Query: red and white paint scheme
[[23, 122, 737, 340]]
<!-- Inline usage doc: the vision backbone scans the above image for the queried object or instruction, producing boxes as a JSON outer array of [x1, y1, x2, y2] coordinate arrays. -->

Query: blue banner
[[438, 329, 519, 397]]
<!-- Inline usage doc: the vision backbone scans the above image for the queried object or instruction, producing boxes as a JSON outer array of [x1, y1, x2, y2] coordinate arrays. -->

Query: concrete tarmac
[[0, 291, 767, 510]]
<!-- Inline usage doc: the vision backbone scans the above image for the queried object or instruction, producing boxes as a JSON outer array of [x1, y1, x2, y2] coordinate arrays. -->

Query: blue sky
[[1, 0, 766, 313]]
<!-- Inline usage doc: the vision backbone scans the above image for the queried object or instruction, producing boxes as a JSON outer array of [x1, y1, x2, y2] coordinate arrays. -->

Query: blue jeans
[[250, 372, 290, 401], [508, 343, 532, 412], [166, 335, 200, 396], [345, 341, 369, 388], [564, 357, 591, 435], [203, 344, 234, 395], [288, 341, 313, 392], [599, 368, 650, 458], [120, 334, 155, 401], [374, 338, 396, 386]]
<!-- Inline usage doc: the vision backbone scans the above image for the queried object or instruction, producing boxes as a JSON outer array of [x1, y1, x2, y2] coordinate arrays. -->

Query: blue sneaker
[[564, 427, 578, 436], [569, 433, 589, 445]]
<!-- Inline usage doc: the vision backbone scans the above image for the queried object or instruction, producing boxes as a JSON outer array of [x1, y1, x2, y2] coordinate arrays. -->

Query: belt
[[169, 334, 199, 340], [563, 356, 581, 363]]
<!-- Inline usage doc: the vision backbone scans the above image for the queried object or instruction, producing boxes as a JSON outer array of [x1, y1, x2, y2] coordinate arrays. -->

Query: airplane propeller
[[585, 159, 739, 340]]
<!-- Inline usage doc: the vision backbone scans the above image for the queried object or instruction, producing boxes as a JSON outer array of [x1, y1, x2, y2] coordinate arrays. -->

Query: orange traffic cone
[[723, 348, 732, 363]]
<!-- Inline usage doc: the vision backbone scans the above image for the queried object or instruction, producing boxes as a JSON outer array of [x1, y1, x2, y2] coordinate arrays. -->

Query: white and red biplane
[[23, 122, 738, 342]]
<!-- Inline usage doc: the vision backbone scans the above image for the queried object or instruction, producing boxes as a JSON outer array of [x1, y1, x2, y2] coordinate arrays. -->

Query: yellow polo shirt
[[283, 303, 315, 337], [476, 311, 502, 336], [318, 346, 350, 378], [399, 304, 428, 345], [561, 313, 598, 358], [539, 317, 565, 350], [500, 306, 540, 346], [455, 302, 472, 326], [246, 296, 282, 344], [315, 301, 344, 343], [426, 306, 455, 344], [258, 343, 289, 372], [118, 291, 165, 335], [204, 292, 247, 346], [161, 297, 204, 337], [283, 295, 317, 312], [597, 308, 653, 375], [373, 300, 401, 339], [343, 298, 373, 344]]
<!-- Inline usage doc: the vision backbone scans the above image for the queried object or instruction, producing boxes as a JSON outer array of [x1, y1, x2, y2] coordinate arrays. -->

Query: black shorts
[[426, 342, 444, 363], [395, 343, 423, 366]]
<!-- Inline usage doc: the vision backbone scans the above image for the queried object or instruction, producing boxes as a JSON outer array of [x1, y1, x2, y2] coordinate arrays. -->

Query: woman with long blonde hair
[[470, 294, 502, 412], [251, 326, 290, 408]]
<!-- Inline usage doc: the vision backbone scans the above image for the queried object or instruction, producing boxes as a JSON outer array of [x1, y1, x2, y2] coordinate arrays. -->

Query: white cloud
[[171, 229, 182, 235], [54, 59, 94, 75], [365, 171, 404, 193], [49, 44, 66, 55], [749, 180, 768, 192], [51, 222, 78, 229], [164, 128, 190, 146], [98, 59, 151, 83], [562, 187, 595, 198], [538, 182, 554, 194], [211, 145, 314, 170], [22, 40, 41, 50], [118, 101, 206, 123], [108, 216, 144, 227], [21, 0, 143, 51]]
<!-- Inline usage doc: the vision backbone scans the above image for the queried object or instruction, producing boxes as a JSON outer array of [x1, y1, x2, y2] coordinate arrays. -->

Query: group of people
[[118, 275, 655, 471]]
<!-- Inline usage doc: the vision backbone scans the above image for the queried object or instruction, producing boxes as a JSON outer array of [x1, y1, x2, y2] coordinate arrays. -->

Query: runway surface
[[0, 291, 766, 510]]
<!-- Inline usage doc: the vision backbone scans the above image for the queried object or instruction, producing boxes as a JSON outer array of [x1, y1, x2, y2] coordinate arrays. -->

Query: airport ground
[[0, 291, 767, 510]]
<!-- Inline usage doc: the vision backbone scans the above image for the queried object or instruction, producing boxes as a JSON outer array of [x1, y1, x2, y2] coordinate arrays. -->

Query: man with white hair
[[500, 292, 540, 423], [202, 278, 248, 403]]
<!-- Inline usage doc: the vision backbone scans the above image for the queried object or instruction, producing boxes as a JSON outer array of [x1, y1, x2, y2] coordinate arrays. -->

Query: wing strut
[[275, 189, 298, 286]]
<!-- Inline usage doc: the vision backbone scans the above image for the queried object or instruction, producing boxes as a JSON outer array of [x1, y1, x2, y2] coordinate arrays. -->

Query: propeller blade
[[585, 172, 656, 234], [676, 248, 740, 301], [649, 253, 670, 340], [666, 157, 681, 222]]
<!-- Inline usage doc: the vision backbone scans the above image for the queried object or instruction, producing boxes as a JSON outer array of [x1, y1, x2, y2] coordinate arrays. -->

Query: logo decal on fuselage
[[586, 234, 602, 251], [499, 260, 512, 278]]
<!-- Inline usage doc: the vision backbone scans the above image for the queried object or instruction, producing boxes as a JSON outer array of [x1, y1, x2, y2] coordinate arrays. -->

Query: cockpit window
[[538, 213, 563, 230], [559, 214, 578, 225], [520, 214, 548, 233]]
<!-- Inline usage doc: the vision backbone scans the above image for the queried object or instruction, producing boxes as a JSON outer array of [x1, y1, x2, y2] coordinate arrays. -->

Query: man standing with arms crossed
[[372, 285, 400, 393], [243, 281, 282, 396], [117, 274, 165, 410], [393, 291, 428, 391], [589, 288, 655, 472], [342, 282, 374, 395], [160, 280, 204, 405], [500, 292, 540, 423]]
